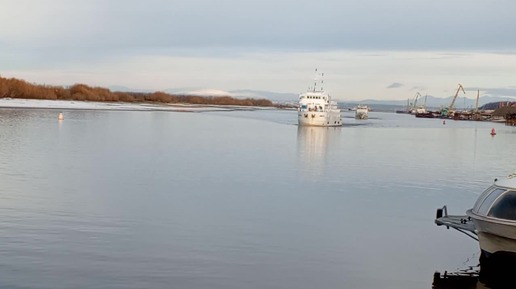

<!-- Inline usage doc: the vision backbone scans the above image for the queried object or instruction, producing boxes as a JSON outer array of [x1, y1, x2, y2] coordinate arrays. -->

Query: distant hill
[[358, 95, 516, 109], [479, 101, 516, 110], [341, 100, 516, 113], [110, 86, 298, 102], [229, 89, 298, 102], [108, 85, 153, 93], [112, 86, 516, 107]]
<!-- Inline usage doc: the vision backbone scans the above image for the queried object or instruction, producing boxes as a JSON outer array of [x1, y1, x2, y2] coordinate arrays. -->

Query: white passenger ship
[[298, 70, 342, 127]]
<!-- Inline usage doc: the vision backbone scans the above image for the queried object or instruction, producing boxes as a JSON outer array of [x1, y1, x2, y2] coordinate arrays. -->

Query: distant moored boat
[[355, 105, 369, 119]]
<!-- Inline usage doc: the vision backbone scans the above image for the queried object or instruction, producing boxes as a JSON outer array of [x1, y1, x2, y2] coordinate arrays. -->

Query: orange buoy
[[491, 128, 496, 136]]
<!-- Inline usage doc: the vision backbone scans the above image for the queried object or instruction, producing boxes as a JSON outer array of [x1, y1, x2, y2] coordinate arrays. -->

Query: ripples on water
[[0, 108, 515, 289]]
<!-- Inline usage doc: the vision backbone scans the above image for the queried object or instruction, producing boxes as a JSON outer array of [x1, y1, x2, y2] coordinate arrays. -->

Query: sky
[[1, 0, 516, 101]]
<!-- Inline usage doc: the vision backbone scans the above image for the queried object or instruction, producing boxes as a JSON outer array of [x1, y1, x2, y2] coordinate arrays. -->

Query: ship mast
[[313, 68, 324, 92]]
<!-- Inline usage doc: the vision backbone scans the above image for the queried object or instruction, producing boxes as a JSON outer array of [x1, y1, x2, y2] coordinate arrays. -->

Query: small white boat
[[467, 174, 516, 257], [355, 105, 369, 119], [436, 173, 516, 277], [410, 105, 427, 115], [298, 70, 342, 127]]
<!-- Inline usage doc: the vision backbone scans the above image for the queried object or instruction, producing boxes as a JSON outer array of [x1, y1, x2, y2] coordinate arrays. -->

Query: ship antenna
[[313, 68, 318, 92]]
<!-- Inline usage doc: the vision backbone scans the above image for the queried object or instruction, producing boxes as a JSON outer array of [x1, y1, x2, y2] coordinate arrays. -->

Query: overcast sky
[[1, 0, 515, 101]]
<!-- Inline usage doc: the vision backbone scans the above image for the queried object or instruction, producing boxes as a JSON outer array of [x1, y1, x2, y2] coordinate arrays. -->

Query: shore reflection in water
[[433, 268, 481, 289], [433, 265, 516, 289]]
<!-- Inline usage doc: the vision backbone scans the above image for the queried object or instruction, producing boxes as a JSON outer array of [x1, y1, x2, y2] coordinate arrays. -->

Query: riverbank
[[0, 98, 273, 113]]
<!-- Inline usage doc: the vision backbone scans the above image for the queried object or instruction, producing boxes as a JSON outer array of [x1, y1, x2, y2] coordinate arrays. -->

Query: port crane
[[441, 84, 465, 117], [411, 92, 421, 112], [474, 90, 480, 113], [448, 84, 465, 112]]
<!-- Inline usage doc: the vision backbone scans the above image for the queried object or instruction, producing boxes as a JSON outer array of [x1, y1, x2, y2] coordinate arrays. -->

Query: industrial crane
[[412, 92, 421, 111], [448, 83, 465, 112], [474, 90, 480, 114], [441, 84, 465, 117]]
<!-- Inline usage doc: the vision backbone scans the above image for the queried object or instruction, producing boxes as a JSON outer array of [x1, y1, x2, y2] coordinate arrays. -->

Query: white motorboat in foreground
[[467, 174, 516, 256], [298, 70, 342, 127], [436, 173, 516, 281]]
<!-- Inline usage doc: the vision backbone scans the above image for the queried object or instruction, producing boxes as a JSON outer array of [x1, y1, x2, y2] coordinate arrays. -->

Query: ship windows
[[488, 190, 516, 220]]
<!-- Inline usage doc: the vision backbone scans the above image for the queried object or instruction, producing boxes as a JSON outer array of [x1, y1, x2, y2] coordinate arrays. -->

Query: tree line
[[0, 76, 274, 107]]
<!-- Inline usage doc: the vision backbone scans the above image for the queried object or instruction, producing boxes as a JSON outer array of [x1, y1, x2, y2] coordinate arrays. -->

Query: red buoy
[[491, 128, 496, 136]]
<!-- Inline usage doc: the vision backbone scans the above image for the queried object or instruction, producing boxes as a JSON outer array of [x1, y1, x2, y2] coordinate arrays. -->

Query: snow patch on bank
[[0, 98, 267, 112]]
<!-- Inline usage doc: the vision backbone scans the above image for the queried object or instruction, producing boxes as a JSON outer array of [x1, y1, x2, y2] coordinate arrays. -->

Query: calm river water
[[0, 108, 515, 289]]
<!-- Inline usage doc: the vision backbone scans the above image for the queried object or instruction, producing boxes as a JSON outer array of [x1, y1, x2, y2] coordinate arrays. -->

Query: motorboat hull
[[466, 208, 516, 282], [477, 232, 516, 255], [355, 110, 368, 119], [467, 209, 516, 254], [355, 113, 368, 119]]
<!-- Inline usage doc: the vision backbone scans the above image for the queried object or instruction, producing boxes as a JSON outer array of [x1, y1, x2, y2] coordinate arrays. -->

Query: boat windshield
[[488, 190, 516, 220], [475, 187, 507, 216], [473, 185, 497, 212]]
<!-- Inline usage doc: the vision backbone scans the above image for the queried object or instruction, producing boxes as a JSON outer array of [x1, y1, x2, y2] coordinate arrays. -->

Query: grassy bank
[[0, 76, 274, 107]]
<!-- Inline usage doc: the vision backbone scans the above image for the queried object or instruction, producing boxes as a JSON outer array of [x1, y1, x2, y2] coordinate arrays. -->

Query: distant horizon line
[[3, 75, 516, 103], [109, 86, 516, 102]]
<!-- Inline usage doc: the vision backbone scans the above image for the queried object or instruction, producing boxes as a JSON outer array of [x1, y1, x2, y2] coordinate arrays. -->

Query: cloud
[[387, 82, 403, 89], [2, 0, 516, 52], [469, 87, 516, 98], [410, 86, 427, 91], [3, 50, 516, 101]]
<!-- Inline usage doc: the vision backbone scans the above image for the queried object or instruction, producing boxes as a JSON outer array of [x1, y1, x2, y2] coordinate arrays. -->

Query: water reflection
[[432, 269, 480, 289], [2, 108, 515, 289], [432, 267, 516, 289], [296, 126, 340, 178]]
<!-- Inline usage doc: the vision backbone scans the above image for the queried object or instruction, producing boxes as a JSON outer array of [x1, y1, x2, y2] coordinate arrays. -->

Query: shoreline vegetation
[[0, 76, 274, 107]]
